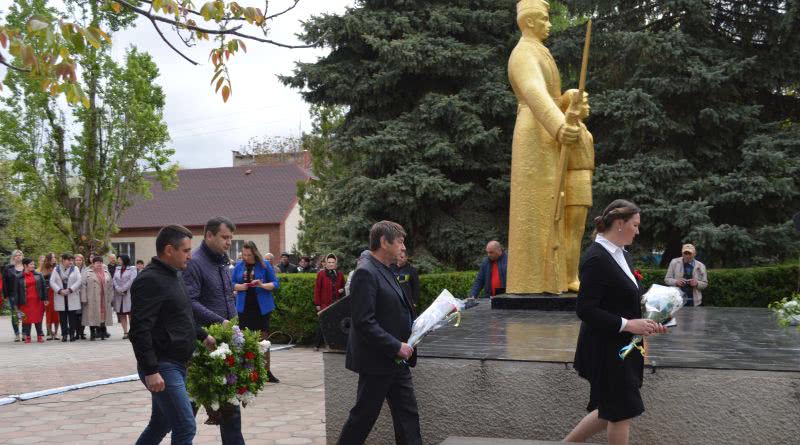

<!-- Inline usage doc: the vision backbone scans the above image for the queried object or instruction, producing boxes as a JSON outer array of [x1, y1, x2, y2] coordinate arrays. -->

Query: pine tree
[[551, 0, 800, 266], [283, 0, 521, 270]]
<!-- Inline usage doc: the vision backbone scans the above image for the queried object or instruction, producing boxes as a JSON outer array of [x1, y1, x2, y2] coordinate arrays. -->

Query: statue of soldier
[[506, 0, 594, 294]]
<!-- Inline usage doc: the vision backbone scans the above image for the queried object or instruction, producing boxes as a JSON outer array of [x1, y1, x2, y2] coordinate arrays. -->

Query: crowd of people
[[1, 250, 140, 343]]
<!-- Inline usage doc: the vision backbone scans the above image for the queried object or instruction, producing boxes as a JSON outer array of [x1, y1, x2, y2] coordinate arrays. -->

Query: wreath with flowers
[[186, 319, 271, 424]]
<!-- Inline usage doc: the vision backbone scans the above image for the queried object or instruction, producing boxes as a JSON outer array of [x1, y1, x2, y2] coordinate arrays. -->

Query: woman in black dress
[[564, 199, 667, 445]]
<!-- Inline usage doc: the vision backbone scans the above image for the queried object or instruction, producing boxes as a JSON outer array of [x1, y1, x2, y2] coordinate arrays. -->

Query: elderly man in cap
[[665, 243, 708, 307]]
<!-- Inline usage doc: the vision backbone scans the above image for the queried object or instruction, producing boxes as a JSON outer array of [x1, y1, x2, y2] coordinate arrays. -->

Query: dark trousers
[[59, 310, 79, 338], [136, 360, 196, 445], [22, 323, 43, 337], [313, 322, 325, 348], [336, 367, 422, 445], [10, 301, 19, 335], [190, 402, 244, 445]]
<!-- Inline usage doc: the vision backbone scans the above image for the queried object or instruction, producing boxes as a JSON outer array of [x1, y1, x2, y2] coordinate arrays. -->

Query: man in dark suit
[[336, 221, 421, 445]]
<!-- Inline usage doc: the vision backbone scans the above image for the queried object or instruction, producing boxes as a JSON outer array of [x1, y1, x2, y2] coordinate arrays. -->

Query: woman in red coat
[[313, 254, 345, 351], [15, 258, 48, 343]]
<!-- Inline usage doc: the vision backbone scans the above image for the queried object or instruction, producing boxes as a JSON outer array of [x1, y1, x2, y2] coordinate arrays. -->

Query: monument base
[[491, 293, 577, 311], [323, 305, 800, 444]]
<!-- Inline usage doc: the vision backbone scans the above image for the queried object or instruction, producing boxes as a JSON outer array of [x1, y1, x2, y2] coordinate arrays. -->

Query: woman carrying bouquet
[[232, 240, 281, 383], [565, 199, 667, 445]]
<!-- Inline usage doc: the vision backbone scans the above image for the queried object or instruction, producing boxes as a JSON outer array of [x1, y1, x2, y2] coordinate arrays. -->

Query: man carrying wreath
[[130, 225, 217, 445]]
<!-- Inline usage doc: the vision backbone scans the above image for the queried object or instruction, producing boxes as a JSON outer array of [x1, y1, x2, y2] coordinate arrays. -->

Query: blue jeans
[[136, 360, 196, 445]]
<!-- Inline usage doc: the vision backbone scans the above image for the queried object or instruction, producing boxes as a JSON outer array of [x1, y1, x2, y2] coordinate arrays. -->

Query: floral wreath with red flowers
[[186, 318, 272, 425]]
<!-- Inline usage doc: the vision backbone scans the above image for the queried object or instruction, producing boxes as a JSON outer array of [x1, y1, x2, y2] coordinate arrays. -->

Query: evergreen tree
[[551, 0, 800, 266], [283, 0, 522, 270]]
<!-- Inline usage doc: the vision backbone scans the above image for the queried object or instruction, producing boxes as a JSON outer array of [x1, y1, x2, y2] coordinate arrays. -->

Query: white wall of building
[[283, 201, 302, 253], [111, 233, 271, 264]]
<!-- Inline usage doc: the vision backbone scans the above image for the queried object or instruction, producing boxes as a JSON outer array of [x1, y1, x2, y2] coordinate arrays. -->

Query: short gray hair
[[368, 221, 406, 251]]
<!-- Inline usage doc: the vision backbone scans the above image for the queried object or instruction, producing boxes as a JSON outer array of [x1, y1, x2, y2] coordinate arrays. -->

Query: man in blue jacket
[[469, 241, 508, 298], [183, 216, 244, 445]]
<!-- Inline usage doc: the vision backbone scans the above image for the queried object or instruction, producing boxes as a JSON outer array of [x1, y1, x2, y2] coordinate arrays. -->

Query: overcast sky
[[0, 0, 353, 169]]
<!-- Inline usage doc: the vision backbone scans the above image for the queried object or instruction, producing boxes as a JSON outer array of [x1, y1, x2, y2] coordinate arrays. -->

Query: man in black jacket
[[130, 225, 216, 445], [337, 221, 421, 445], [393, 251, 421, 308]]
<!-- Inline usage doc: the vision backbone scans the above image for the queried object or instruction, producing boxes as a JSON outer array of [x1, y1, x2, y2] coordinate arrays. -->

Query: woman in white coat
[[112, 254, 136, 339], [49, 252, 82, 342]]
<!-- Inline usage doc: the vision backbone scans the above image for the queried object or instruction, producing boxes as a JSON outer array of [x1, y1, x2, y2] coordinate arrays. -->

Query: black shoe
[[61, 336, 68, 342], [69, 336, 76, 342], [267, 371, 280, 384], [80, 334, 87, 340]]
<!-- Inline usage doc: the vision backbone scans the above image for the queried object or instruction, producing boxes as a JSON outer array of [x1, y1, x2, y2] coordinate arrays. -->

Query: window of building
[[112, 242, 136, 263], [229, 240, 245, 263]]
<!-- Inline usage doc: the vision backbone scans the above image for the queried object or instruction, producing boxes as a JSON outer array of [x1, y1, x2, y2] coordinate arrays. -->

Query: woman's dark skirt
[[238, 291, 271, 333]]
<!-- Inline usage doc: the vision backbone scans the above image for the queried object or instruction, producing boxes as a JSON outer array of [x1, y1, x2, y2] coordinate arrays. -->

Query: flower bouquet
[[186, 319, 271, 424], [396, 290, 465, 363], [768, 293, 800, 329], [618, 284, 684, 360]]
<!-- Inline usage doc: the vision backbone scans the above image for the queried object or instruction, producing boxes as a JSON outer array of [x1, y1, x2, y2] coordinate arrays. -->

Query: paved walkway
[[0, 316, 326, 444]]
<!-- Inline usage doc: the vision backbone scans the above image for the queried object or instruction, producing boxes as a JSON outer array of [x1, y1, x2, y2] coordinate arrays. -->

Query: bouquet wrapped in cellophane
[[618, 284, 684, 360], [396, 290, 465, 364]]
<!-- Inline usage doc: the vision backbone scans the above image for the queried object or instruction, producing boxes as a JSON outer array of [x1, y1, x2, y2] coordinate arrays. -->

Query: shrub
[[270, 264, 799, 343], [638, 263, 798, 307]]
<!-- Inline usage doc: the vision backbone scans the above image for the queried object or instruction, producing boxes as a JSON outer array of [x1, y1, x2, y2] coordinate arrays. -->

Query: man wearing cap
[[50, 252, 83, 341], [665, 244, 708, 306]]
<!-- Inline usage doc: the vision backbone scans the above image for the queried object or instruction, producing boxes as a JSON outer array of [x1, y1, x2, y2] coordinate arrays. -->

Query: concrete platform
[[324, 304, 800, 444]]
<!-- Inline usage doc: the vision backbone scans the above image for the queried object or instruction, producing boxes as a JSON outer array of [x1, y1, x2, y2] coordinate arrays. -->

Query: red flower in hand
[[244, 352, 255, 360], [225, 355, 236, 367], [237, 386, 247, 395], [250, 371, 259, 382], [633, 269, 643, 281]]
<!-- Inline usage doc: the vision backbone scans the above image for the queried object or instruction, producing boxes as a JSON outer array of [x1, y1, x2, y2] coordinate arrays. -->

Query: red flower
[[633, 269, 644, 281], [225, 355, 236, 367], [244, 352, 255, 360], [250, 371, 259, 382], [237, 386, 247, 395]]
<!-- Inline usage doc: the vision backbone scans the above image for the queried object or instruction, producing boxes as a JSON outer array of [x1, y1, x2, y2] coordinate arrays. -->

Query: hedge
[[270, 264, 799, 343]]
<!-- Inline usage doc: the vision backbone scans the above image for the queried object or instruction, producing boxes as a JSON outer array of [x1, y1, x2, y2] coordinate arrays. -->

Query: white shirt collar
[[595, 233, 624, 254], [595, 234, 638, 287]]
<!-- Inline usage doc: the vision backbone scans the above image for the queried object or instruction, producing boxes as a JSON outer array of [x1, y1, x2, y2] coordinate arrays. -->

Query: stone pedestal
[[491, 293, 577, 311]]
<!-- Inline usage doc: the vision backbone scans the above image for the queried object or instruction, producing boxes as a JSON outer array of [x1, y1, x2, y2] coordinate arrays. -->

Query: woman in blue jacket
[[232, 240, 280, 383]]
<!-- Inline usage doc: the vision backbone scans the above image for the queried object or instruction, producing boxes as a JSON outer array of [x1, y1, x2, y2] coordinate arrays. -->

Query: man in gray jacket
[[665, 243, 708, 306], [183, 216, 244, 445]]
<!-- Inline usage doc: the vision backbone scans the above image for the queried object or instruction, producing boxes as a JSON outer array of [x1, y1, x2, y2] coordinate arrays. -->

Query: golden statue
[[506, 0, 594, 295]]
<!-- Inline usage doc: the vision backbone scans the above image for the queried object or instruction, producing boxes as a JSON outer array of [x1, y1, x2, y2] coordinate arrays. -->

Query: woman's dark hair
[[119, 254, 131, 267], [92, 256, 104, 264], [43, 252, 57, 272], [22, 257, 34, 266], [242, 240, 266, 269], [593, 199, 641, 233]]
